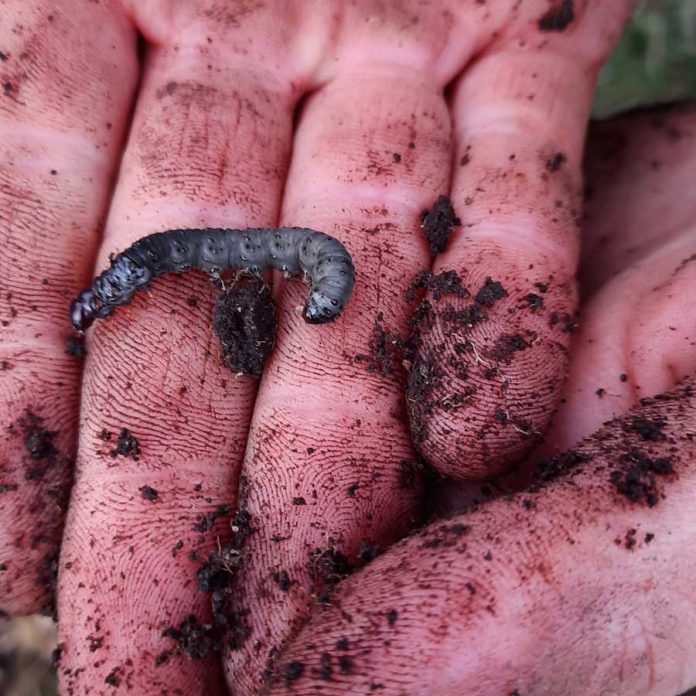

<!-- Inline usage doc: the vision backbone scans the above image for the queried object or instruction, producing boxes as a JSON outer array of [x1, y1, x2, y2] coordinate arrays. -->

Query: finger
[[267, 378, 696, 695], [56, 5, 305, 694], [0, 1, 137, 613], [219, 0, 488, 688], [539, 106, 696, 453], [428, 103, 696, 512], [408, 0, 635, 479]]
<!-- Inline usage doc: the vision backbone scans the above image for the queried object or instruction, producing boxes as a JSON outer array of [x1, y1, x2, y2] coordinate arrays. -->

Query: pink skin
[[7, 2, 695, 696]]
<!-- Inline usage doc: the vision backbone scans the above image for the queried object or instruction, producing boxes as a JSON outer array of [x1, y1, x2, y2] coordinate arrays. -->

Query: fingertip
[[406, 251, 576, 480]]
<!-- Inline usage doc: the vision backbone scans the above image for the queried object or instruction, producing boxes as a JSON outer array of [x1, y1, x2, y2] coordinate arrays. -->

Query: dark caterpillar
[[70, 227, 355, 332]]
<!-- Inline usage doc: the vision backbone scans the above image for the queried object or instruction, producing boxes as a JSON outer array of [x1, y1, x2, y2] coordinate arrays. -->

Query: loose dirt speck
[[109, 428, 140, 461], [139, 485, 158, 501]]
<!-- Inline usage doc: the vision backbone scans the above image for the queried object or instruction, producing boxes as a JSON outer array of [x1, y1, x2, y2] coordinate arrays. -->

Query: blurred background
[[1, 1, 695, 694]]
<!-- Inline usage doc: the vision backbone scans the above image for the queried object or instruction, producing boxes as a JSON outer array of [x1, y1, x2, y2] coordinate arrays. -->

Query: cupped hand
[[3, 2, 679, 695]]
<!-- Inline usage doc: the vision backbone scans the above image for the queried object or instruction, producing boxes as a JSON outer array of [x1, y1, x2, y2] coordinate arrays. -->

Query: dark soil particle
[[474, 277, 508, 308], [420, 194, 461, 256], [355, 312, 404, 376], [533, 449, 593, 485], [546, 151, 567, 171], [357, 540, 383, 565], [610, 449, 674, 507], [65, 334, 86, 358], [596, 388, 606, 398], [274, 569, 292, 592], [645, 533, 655, 544], [335, 637, 349, 651], [623, 528, 637, 550], [20, 411, 56, 460], [338, 654, 353, 675], [17, 410, 58, 480], [386, 609, 398, 626], [524, 293, 544, 310], [212, 276, 276, 377], [104, 666, 121, 687], [488, 333, 529, 363], [292, 496, 306, 506], [307, 542, 351, 600], [282, 661, 305, 686], [406, 356, 443, 444], [109, 428, 140, 461], [629, 417, 666, 441], [139, 485, 158, 501], [192, 507, 254, 649], [193, 503, 231, 533], [406, 269, 467, 302], [538, 0, 574, 32], [319, 652, 333, 680], [620, 373, 628, 383], [161, 615, 217, 660]]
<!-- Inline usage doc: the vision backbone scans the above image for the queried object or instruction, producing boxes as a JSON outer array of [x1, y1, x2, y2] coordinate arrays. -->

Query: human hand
[[272, 104, 696, 696], [0, 2, 656, 694]]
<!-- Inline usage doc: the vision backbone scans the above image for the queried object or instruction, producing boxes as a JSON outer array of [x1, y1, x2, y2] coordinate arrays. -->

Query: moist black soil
[[139, 485, 158, 501], [406, 269, 468, 301], [282, 661, 305, 686], [213, 276, 276, 377], [532, 449, 594, 486], [420, 195, 461, 256], [109, 428, 141, 461], [191, 507, 255, 651], [538, 0, 574, 31], [193, 504, 231, 533], [629, 417, 666, 441], [474, 278, 508, 307], [610, 449, 674, 507], [18, 410, 58, 480], [161, 615, 217, 660]]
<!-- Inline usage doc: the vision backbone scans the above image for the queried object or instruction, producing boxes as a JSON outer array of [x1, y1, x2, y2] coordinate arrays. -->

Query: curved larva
[[69, 227, 356, 332]]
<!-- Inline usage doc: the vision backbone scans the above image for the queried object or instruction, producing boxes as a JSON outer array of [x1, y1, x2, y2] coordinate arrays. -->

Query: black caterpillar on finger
[[69, 227, 356, 332]]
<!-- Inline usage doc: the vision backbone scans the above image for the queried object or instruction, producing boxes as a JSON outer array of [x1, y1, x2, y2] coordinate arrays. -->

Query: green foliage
[[593, 0, 696, 118]]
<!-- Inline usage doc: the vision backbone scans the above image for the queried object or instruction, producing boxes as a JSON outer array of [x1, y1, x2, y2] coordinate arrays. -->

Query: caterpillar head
[[303, 287, 344, 324]]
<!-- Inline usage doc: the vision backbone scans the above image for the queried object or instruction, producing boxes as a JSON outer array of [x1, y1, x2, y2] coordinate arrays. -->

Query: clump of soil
[[213, 276, 276, 377], [420, 195, 461, 256], [161, 615, 218, 660], [18, 410, 58, 480], [610, 449, 674, 507], [163, 505, 256, 663], [307, 541, 352, 604], [406, 269, 468, 301], [109, 428, 141, 461], [532, 449, 594, 486]]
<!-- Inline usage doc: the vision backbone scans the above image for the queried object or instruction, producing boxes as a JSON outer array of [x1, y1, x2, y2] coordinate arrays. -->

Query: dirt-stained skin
[[9, 3, 696, 696]]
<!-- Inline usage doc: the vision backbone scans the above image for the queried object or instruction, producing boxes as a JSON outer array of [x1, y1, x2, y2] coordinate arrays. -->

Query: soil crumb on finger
[[420, 195, 460, 257]]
